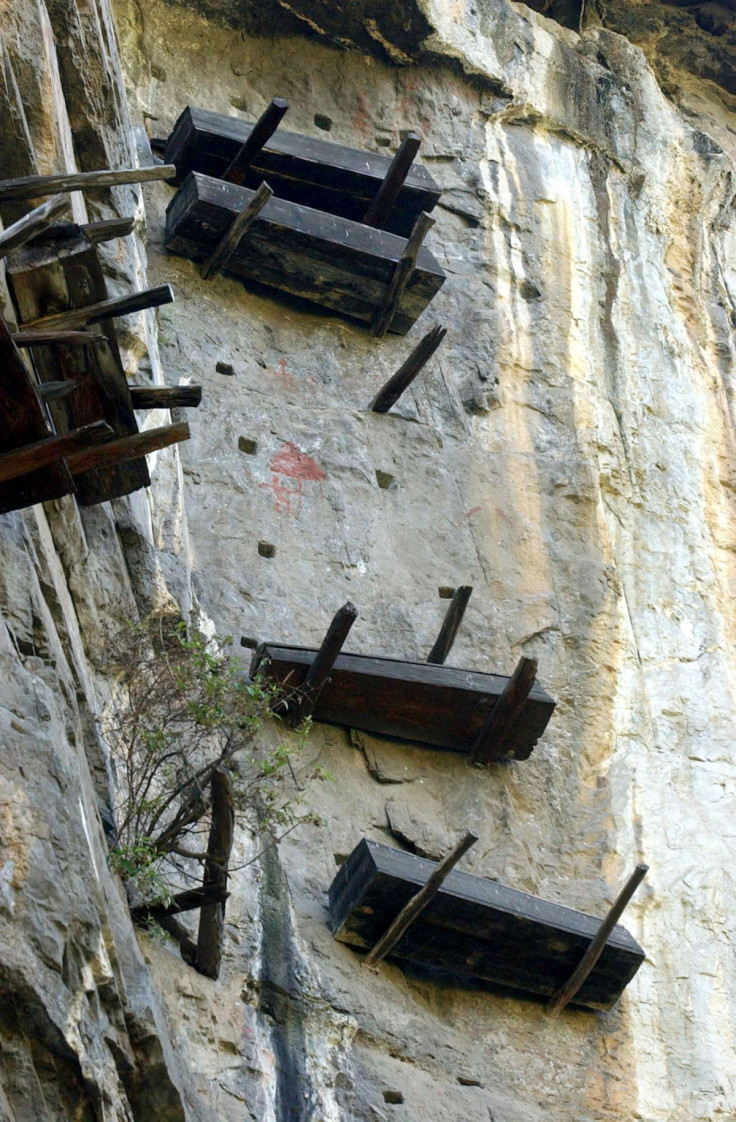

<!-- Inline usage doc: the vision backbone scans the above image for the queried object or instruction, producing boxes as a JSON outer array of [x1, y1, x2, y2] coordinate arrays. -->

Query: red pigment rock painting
[[260, 441, 327, 516]]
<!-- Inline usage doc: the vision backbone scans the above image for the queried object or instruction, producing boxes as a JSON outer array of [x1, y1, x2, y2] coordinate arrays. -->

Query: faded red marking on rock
[[259, 442, 327, 516], [457, 505, 482, 526]]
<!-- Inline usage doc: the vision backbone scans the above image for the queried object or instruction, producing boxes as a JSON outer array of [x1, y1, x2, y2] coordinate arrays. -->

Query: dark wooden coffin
[[163, 106, 442, 237], [250, 645, 555, 759], [165, 173, 445, 335], [6, 227, 149, 506], [0, 314, 75, 514], [329, 840, 646, 1011]]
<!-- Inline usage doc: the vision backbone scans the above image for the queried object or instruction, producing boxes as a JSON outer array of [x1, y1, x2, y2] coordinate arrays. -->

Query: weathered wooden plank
[[163, 106, 441, 237], [0, 421, 112, 483], [370, 324, 446, 413], [12, 329, 105, 348], [130, 883, 229, 923], [427, 584, 472, 665], [166, 173, 445, 335], [65, 421, 189, 475], [363, 133, 421, 229], [251, 645, 555, 759], [83, 216, 135, 244], [471, 656, 538, 765], [37, 381, 79, 404], [0, 165, 176, 201], [363, 831, 478, 967], [200, 181, 273, 280], [223, 98, 288, 185], [372, 212, 435, 338], [5, 229, 150, 504], [0, 194, 69, 259], [129, 385, 202, 409], [329, 839, 646, 1011], [195, 769, 234, 980], [547, 864, 648, 1017], [0, 313, 75, 513], [22, 284, 174, 332]]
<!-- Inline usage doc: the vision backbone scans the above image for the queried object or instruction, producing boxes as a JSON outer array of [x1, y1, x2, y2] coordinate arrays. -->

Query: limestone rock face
[[1, 0, 735, 1119]]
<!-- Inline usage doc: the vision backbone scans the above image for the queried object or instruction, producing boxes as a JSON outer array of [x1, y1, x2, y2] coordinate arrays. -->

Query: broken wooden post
[[83, 216, 135, 244], [23, 284, 174, 332], [370, 324, 447, 413], [130, 883, 230, 924], [195, 768, 235, 980], [0, 165, 176, 201], [547, 864, 649, 1017], [427, 585, 472, 665], [471, 656, 538, 766], [12, 329, 105, 348], [223, 98, 289, 185], [200, 181, 273, 280], [363, 831, 478, 968], [64, 421, 190, 475], [0, 194, 69, 258], [372, 212, 435, 338], [293, 602, 358, 721], [129, 385, 203, 409], [0, 421, 112, 484], [363, 133, 421, 229]]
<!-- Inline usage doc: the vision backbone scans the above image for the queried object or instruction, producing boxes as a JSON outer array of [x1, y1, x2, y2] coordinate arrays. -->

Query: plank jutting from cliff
[[5, 226, 151, 504], [163, 106, 441, 237], [250, 644, 555, 759], [0, 312, 76, 512], [165, 173, 445, 335], [329, 839, 646, 1012]]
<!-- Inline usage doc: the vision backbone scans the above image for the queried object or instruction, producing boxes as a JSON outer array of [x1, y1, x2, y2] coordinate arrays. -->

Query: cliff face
[[1, 1, 735, 1120]]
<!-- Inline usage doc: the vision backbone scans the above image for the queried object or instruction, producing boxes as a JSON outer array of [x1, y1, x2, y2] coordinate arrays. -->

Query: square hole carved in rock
[[376, 470, 397, 491], [258, 541, 276, 558], [382, 1090, 404, 1105], [238, 436, 258, 455]]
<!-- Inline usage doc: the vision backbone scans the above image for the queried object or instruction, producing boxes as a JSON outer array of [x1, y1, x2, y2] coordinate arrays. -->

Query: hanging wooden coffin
[[6, 226, 150, 505], [329, 839, 646, 1011], [165, 173, 445, 334], [163, 106, 442, 237], [250, 645, 555, 759]]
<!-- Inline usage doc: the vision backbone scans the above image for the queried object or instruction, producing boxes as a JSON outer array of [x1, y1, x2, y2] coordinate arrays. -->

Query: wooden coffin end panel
[[165, 173, 445, 336], [328, 840, 646, 1012], [164, 105, 442, 238], [251, 644, 555, 760]]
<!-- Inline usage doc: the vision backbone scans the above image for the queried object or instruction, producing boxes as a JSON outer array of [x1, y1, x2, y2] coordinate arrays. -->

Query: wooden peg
[[83, 216, 135, 244], [0, 194, 69, 259], [284, 602, 358, 722], [195, 768, 235, 980], [363, 133, 421, 228], [0, 165, 176, 202], [547, 864, 649, 1017], [372, 212, 435, 338], [470, 656, 537, 766], [223, 98, 289, 185], [370, 324, 447, 413], [64, 421, 189, 475], [0, 421, 112, 483], [12, 329, 105, 348], [23, 284, 174, 332], [427, 585, 472, 665], [363, 831, 478, 968], [200, 181, 273, 280], [129, 385, 203, 409]]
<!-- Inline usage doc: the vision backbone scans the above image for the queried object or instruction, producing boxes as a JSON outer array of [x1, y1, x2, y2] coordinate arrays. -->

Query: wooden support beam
[[12, 329, 105, 348], [363, 831, 478, 968], [129, 385, 203, 410], [37, 380, 79, 404], [470, 656, 538, 766], [0, 165, 176, 202], [0, 194, 69, 258], [547, 864, 649, 1017], [427, 585, 472, 665], [223, 98, 289, 185], [195, 768, 235, 980], [200, 181, 273, 281], [23, 284, 174, 332], [289, 602, 358, 722], [363, 133, 421, 229], [0, 421, 113, 483], [130, 883, 230, 923], [64, 420, 190, 475], [370, 324, 447, 413], [372, 212, 435, 339], [83, 216, 135, 243]]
